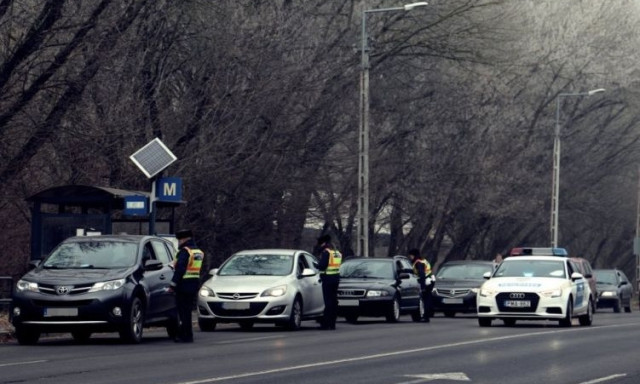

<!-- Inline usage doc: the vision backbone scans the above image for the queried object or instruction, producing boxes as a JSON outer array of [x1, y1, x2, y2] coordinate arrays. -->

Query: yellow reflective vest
[[323, 249, 342, 275], [182, 246, 204, 279]]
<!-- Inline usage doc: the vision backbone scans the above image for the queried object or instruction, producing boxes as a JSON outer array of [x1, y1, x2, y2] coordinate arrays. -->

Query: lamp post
[[357, 2, 427, 258], [550, 88, 605, 247]]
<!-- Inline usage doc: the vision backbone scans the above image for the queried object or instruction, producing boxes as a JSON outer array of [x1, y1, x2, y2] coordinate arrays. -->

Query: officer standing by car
[[168, 229, 204, 342], [316, 234, 342, 330], [409, 248, 433, 322]]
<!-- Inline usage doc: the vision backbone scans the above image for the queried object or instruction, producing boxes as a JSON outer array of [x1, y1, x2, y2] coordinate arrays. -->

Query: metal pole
[[357, 11, 370, 258]]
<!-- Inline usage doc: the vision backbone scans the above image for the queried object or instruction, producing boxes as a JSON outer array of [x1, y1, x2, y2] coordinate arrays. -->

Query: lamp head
[[404, 2, 428, 11], [587, 88, 605, 96]]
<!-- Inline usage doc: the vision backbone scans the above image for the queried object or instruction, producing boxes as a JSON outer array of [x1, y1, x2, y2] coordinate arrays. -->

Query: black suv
[[11, 235, 178, 344], [337, 256, 423, 323]]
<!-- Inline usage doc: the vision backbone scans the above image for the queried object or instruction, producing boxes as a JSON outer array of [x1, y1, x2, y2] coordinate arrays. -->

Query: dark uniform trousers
[[175, 279, 199, 341], [321, 274, 340, 329]]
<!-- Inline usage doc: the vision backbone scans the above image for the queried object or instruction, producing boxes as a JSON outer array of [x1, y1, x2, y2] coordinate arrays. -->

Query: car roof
[[503, 255, 568, 262], [233, 249, 307, 256], [343, 257, 399, 262], [63, 234, 163, 243], [440, 260, 495, 265]]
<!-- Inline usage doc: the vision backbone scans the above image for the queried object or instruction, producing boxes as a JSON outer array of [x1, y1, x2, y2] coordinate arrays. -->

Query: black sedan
[[431, 260, 496, 317], [337, 256, 423, 323], [593, 268, 633, 313]]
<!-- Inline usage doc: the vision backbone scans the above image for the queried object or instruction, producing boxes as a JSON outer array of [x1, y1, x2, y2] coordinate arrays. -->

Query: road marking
[[213, 335, 283, 345], [174, 322, 640, 384], [397, 372, 471, 383], [0, 360, 48, 368], [579, 374, 627, 384]]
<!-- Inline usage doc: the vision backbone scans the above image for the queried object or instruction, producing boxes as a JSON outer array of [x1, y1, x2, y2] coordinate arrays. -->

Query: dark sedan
[[337, 256, 423, 323], [593, 268, 633, 313], [431, 260, 496, 317]]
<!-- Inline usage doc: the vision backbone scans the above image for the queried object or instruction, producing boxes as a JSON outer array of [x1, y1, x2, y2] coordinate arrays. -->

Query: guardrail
[[0, 276, 12, 313]]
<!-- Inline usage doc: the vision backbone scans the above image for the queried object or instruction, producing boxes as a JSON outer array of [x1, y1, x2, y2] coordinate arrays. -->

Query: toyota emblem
[[509, 292, 525, 299], [56, 286, 70, 295]]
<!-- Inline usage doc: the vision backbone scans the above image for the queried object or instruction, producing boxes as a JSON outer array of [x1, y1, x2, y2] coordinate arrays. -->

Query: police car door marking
[[576, 281, 584, 307]]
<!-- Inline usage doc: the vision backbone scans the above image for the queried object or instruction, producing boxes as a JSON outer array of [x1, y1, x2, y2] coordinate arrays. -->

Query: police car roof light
[[508, 247, 568, 257]]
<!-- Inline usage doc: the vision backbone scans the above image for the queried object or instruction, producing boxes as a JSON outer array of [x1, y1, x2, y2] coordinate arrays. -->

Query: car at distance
[[337, 256, 423, 323], [431, 260, 496, 317], [477, 255, 593, 327], [197, 249, 324, 331], [593, 268, 633, 313], [11, 235, 178, 344]]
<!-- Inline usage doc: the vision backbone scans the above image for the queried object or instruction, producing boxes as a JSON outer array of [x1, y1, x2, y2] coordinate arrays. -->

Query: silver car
[[197, 249, 324, 331]]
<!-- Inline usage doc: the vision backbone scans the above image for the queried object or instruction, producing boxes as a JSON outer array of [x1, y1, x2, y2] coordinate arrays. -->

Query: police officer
[[168, 229, 204, 342], [316, 234, 342, 330], [409, 248, 433, 322]]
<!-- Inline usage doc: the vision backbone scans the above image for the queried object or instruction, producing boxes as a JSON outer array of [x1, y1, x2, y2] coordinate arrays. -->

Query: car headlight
[[479, 288, 497, 297], [366, 290, 389, 297], [540, 289, 562, 298], [262, 285, 287, 297], [601, 291, 617, 297], [199, 286, 215, 298], [471, 288, 479, 294], [88, 278, 125, 292], [16, 280, 38, 292]]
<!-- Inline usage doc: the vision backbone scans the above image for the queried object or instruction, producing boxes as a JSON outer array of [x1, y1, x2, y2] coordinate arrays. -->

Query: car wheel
[[559, 299, 573, 327], [119, 296, 145, 343], [285, 297, 303, 331], [166, 317, 179, 339], [71, 330, 92, 343], [411, 299, 425, 322], [503, 318, 516, 327], [14, 325, 40, 345], [345, 314, 359, 324], [198, 318, 217, 332], [579, 299, 593, 326], [478, 317, 492, 327], [443, 311, 456, 318], [239, 320, 255, 330], [386, 296, 401, 323], [613, 299, 621, 313]]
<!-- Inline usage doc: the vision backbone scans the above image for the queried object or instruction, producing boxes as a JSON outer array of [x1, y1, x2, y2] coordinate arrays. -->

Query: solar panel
[[129, 138, 177, 178]]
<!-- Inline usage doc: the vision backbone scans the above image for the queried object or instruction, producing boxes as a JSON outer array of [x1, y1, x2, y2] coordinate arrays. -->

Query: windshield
[[340, 260, 393, 279], [494, 259, 566, 279], [436, 263, 494, 280], [218, 254, 294, 276], [594, 271, 616, 285], [43, 241, 138, 269]]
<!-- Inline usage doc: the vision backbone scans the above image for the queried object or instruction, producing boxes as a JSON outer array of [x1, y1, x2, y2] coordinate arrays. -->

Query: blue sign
[[124, 196, 148, 216], [156, 177, 182, 202]]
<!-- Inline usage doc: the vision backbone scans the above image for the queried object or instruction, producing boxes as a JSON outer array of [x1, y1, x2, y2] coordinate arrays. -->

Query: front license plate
[[44, 308, 78, 317], [222, 302, 250, 310], [338, 299, 359, 307], [504, 300, 531, 308], [442, 298, 463, 304]]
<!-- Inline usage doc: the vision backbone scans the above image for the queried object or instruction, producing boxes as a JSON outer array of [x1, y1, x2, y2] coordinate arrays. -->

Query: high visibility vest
[[182, 246, 204, 279], [412, 259, 432, 277], [323, 249, 342, 275]]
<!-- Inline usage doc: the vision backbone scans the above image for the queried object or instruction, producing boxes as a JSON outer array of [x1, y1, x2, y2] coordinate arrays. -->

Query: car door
[[398, 258, 421, 308], [618, 271, 632, 303], [568, 261, 587, 312], [299, 252, 323, 315], [144, 240, 175, 318]]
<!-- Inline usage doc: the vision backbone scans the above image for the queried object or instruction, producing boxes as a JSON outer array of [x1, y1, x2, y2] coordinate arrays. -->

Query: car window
[[297, 254, 309, 274], [218, 253, 294, 276], [595, 270, 617, 285], [304, 254, 319, 271], [400, 259, 413, 272], [151, 240, 172, 264], [340, 260, 393, 279], [618, 271, 630, 284], [436, 263, 494, 280], [43, 240, 138, 269], [494, 260, 566, 278]]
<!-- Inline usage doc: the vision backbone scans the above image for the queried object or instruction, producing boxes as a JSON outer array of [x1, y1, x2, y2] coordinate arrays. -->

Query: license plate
[[504, 300, 531, 308], [338, 299, 359, 307], [442, 298, 463, 304], [222, 302, 250, 310], [44, 308, 78, 317]]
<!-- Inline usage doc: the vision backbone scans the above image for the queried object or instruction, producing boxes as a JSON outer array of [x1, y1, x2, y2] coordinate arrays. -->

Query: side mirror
[[570, 272, 584, 281], [483, 271, 491, 280], [398, 272, 411, 280], [620, 280, 628, 286], [144, 259, 164, 271], [208, 268, 219, 276], [301, 268, 317, 278], [28, 259, 42, 270]]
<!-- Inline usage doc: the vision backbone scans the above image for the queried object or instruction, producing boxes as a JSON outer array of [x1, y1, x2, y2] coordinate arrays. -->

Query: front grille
[[337, 289, 366, 298], [216, 292, 259, 300], [208, 302, 268, 317], [436, 288, 471, 297], [38, 283, 94, 296], [496, 292, 540, 312], [32, 299, 96, 308]]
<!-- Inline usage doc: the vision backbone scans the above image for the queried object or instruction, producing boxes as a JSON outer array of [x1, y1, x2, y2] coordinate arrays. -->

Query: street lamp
[[550, 87, 605, 247], [357, 2, 428, 257]]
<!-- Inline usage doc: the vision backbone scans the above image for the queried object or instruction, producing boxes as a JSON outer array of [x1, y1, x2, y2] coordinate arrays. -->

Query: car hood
[[481, 277, 566, 292], [434, 278, 485, 289], [203, 275, 291, 291], [339, 278, 394, 290], [23, 267, 131, 285]]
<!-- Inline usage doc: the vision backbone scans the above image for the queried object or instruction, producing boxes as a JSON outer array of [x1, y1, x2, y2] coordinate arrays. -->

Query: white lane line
[[0, 359, 48, 368], [213, 336, 282, 345], [579, 374, 627, 384], [174, 322, 640, 384]]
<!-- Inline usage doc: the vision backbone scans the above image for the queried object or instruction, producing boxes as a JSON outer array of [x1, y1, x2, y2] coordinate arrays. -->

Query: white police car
[[476, 251, 593, 327]]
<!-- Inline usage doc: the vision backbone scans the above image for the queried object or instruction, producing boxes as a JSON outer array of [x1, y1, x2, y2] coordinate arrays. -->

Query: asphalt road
[[2, 311, 640, 384]]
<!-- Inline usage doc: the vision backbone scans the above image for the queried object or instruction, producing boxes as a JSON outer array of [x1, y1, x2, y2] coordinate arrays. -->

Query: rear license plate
[[222, 302, 250, 310], [338, 299, 359, 307], [504, 300, 531, 308], [44, 308, 78, 317], [442, 298, 463, 304]]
